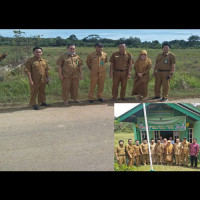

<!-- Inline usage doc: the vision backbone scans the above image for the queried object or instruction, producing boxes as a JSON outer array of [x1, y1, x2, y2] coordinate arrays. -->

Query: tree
[[68, 34, 78, 41], [188, 35, 200, 47], [82, 34, 100, 43], [55, 36, 64, 46]]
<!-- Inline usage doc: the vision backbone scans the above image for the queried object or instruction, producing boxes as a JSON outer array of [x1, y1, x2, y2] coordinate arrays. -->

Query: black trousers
[[190, 155, 198, 167]]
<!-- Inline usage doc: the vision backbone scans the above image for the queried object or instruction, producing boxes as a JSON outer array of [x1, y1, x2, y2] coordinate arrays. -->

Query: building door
[[174, 131, 180, 142], [154, 131, 160, 142], [160, 131, 173, 140]]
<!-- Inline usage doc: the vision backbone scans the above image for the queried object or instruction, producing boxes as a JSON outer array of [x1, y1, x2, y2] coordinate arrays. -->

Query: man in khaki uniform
[[109, 43, 133, 101], [173, 138, 182, 166], [57, 44, 83, 106], [152, 42, 176, 102], [155, 139, 164, 165], [133, 140, 142, 166], [0, 53, 7, 61], [140, 138, 149, 166], [115, 140, 126, 166], [150, 138, 156, 164], [86, 43, 108, 103], [181, 137, 190, 166], [24, 47, 50, 110], [126, 139, 135, 167]]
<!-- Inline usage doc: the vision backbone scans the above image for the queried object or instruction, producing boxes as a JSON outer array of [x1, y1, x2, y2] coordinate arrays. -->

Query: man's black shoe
[[88, 100, 94, 103], [152, 96, 161, 100], [121, 98, 128, 101], [33, 105, 39, 110], [160, 98, 168, 102], [41, 103, 49, 106], [98, 98, 106, 102]]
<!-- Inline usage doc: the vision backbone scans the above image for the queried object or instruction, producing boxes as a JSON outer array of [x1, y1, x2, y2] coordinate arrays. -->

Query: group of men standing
[[21, 41, 176, 110], [115, 137, 199, 168]]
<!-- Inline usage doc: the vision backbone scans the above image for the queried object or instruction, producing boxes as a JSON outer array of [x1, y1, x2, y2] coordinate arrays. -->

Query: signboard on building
[[137, 116, 186, 131]]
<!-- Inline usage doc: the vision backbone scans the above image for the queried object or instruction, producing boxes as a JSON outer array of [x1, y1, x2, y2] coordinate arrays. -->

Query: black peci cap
[[95, 42, 103, 47]]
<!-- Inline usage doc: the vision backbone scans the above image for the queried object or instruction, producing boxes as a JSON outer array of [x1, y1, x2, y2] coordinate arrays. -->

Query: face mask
[[68, 52, 76, 55]]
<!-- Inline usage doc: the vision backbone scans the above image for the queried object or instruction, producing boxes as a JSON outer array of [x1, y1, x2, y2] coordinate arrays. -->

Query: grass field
[[1, 46, 200, 107], [114, 132, 200, 171]]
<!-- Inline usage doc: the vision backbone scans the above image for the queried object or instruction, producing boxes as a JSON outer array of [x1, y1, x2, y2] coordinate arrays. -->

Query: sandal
[[64, 101, 69, 106]]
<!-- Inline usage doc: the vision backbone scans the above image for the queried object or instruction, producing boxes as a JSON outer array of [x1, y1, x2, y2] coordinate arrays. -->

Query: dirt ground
[[0, 103, 114, 171]]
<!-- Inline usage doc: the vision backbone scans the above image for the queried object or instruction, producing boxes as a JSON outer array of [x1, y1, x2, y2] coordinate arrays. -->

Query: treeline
[[1, 30, 200, 49]]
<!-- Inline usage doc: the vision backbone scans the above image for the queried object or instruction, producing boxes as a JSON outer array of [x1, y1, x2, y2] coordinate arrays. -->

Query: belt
[[158, 69, 170, 72], [114, 69, 128, 72]]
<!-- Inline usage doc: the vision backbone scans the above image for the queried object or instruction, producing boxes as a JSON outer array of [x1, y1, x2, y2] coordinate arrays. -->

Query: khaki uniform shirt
[[86, 51, 108, 76], [155, 143, 163, 155], [155, 52, 176, 71], [56, 53, 82, 78], [24, 57, 49, 84], [165, 144, 173, 154], [173, 142, 182, 155], [140, 143, 149, 154], [116, 145, 126, 156], [181, 141, 190, 154], [133, 144, 141, 156], [109, 51, 133, 70], [126, 144, 135, 155], [150, 143, 156, 155], [134, 58, 152, 82]]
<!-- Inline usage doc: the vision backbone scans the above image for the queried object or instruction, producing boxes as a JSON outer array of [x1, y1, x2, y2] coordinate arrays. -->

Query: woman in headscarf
[[165, 140, 174, 165], [132, 50, 152, 100]]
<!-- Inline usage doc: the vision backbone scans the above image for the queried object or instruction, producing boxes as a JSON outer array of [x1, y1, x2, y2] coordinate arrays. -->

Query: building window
[[154, 131, 160, 142], [140, 131, 147, 141], [188, 128, 194, 143]]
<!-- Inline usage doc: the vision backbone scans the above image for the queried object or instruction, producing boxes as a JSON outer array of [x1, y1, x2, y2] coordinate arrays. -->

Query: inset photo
[[114, 103, 200, 171]]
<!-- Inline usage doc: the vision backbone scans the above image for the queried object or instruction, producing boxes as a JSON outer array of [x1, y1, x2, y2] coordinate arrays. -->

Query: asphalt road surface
[[0, 103, 114, 171]]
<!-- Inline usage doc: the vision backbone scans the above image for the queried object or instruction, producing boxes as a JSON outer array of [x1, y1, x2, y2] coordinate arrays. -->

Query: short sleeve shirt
[[24, 57, 49, 84], [109, 51, 133, 70], [155, 52, 176, 70], [56, 53, 83, 78], [86, 51, 108, 76]]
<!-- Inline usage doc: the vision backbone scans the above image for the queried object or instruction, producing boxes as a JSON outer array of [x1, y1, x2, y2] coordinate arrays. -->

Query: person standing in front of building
[[140, 138, 149, 166], [134, 140, 142, 166], [162, 138, 168, 164], [181, 137, 190, 167], [155, 139, 164, 165], [109, 43, 133, 101], [86, 43, 108, 103], [115, 140, 126, 167], [189, 138, 199, 168], [152, 42, 176, 102], [126, 139, 135, 167], [150, 138, 156, 164], [165, 140, 174, 165], [173, 138, 182, 166], [132, 50, 152, 100]]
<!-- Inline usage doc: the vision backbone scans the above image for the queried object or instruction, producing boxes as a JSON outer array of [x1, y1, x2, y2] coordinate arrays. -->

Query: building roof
[[117, 103, 200, 122]]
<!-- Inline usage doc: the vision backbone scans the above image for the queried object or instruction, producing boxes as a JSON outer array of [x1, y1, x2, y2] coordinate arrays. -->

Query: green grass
[[1, 46, 200, 107], [114, 162, 200, 171]]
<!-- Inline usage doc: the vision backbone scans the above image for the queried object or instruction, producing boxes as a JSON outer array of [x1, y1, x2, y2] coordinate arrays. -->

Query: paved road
[[0, 104, 114, 171]]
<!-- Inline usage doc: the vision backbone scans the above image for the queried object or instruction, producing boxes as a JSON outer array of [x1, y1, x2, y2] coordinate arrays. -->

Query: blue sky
[[1, 29, 200, 43]]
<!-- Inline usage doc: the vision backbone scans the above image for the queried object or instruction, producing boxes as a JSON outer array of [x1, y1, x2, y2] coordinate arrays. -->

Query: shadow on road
[[0, 97, 162, 114]]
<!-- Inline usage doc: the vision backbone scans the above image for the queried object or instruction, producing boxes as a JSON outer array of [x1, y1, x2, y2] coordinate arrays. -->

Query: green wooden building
[[116, 103, 200, 144]]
